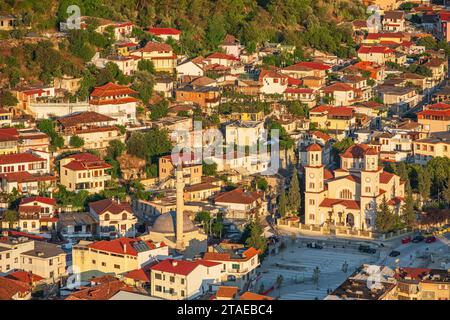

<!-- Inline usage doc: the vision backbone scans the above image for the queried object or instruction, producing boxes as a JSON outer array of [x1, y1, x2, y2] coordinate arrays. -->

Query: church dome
[[151, 211, 197, 234]]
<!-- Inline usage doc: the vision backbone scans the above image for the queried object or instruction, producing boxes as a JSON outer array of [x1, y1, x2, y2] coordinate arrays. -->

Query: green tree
[[3, 210, 18, 229], [131, 70, 155, 104], [137, 59, 155, 74], [195, 211, 212, 234], [278, 191, 288, 218], [418, 167, 431, 202], [107, 140, 126, 159], [287, 168, 301, 213], [375, 196, 396, 233], [402, 181, 416, 228], [69, 135, 85, 148], [444, 176, 450, 206], [202, 161, 218, 176], [245, 220, 267, 254], [332, 138, 355, 164], [150, 99, 169, 121], [0, 90, 18, 106], [256, 177, 268, 192]]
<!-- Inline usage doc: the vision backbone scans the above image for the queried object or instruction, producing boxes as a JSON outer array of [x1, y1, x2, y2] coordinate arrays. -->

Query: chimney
[[171, 260, 178, 267]]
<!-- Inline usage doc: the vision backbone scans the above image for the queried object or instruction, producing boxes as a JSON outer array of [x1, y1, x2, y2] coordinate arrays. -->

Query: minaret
[[175, 165, 185, 249]]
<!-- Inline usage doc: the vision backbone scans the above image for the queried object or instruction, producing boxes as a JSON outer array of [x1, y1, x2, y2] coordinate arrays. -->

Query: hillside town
[[0, 0, 449, 301]]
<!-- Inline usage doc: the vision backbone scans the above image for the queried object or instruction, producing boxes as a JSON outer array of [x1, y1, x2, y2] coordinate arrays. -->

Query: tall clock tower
[[304, 143, 326, 225]]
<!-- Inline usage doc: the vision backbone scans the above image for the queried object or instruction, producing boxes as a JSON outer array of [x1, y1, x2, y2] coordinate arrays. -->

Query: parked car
[[412, 235, 424, 243], [401, 236, 411, 244], [425, 236, 437, 243], [389, 250, 401, 257], [306, 242, 323, 249], [358, 244, 376, 254]]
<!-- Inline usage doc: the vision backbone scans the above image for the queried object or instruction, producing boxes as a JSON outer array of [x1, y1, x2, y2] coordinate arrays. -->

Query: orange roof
[[306, 143, 322, 152], [90, 82, 137, 98], [0, 277, 31, 300], [341, 144, 377, 159], [0, 153, 44, 165], [87, 237, 164, 256], [150, 259, 221, 276], [358, 45, 395, 55], [207, 52, 240, 61], [240, 292, 274, 300], [216, 286, 238, 299], [310, 105, 355, 117], [6, 271, 44, 284], [380, 171, 395, 184], [89, 198, 132, 215], [214, 188, 262, 205], [66, 279, 132, 300], [319, 198, 360, 210], [141, 41, 173, 52], [124, 268, 151, 283], [147, 27, 181, 36]]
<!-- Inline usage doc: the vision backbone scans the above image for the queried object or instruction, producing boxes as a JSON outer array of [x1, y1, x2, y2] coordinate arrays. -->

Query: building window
[[114, 264, 120, 269], [155, 285, 162, 292], [155, 273, 162, 280], [309, 199, 315, 205], [170, 276, 175, 283], [49, 259, 53, 266], [365, 187, 371, 193], [340, 189, 353, 199], [309, 214, 315, 220], [101, 262, 106, 267]]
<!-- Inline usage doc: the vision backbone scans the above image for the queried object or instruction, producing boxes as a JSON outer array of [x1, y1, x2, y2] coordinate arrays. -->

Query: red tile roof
[[0, 277, 31, 300], [6, 271, 44, 285], [216, 286, 238, 299], [341, 144, 376, 159], [319, 198, 360, 210], [0, 153, 44, 165], [0, 128, 19, 142], [20, 196, 56, 206], [150, 259, 221, 276], [141, 41, 173, 53], [214, 188, 262, 205], [207, 52, 240, 61], [63, 153, 112, 171], [310, 105, 355, 117], [87, 237, 164, 256], [124, 268, 151, 283], [380, 171, 395, 184], [358, 45, 395, 55], [306, 143, 322, 152], [147, 27, 181, 36], [90, 82, 137, 98], [240, 292, 274, 300], [311, 130, 332, 142], [89, 198, 132, 215], [203, 247, 259, 262], [65, 279, 132, 300], [58, 112, 116, 128], [0, 172, 56, 183], [322, 82, 358, 93]]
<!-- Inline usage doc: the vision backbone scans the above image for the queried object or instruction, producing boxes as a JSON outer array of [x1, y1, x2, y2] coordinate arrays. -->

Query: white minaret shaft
[[175, 165, 185, 248]]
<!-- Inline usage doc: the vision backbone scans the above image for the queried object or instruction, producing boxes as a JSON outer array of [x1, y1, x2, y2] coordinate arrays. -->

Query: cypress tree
[[287, 168, 301, 213]]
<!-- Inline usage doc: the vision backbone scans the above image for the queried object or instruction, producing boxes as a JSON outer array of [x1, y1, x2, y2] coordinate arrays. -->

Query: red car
[[425, 236, 436, 243], [401, 236, 411, 244]]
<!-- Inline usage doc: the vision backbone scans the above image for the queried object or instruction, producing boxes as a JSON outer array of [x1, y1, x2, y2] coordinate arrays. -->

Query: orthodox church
[[304, 143, 405, 231]]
